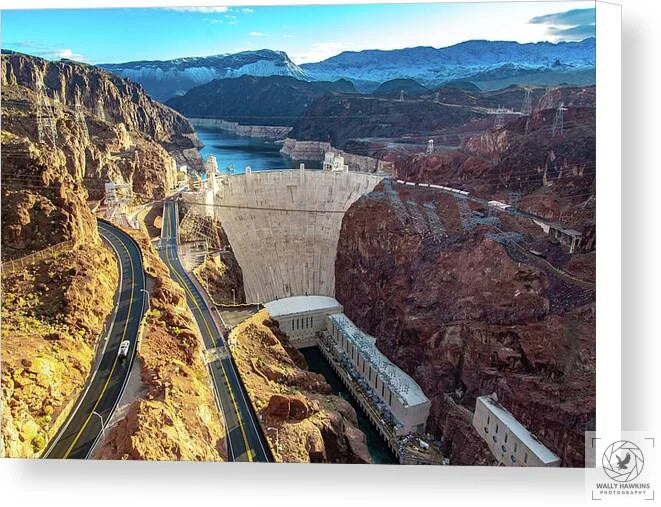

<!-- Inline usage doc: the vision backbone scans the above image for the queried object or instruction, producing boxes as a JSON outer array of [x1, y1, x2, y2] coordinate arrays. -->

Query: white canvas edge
[[0, 1, 621, 506]]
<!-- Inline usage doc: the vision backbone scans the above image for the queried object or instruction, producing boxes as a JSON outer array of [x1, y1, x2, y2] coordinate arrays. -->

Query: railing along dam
[[210, 170, 383, 303]]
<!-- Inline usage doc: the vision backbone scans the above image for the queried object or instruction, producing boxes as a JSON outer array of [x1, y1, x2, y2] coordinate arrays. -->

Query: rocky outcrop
[[193, 254, 245, 305], [395, 151, 493, 193], [279, 139, 331, 161], [229, 310, 371, 463], [95, 227, 226, 461], [2, 51, 203, 171], [0, 131, 100, 258], [396, 103, 596, 232], [1, 52, 203, 259], [280, 138, 392, 173], [290, 93, 482, 150], [335, 182, 595, 466], [189, 118, 292, 140], [1, 244, 118, 457]]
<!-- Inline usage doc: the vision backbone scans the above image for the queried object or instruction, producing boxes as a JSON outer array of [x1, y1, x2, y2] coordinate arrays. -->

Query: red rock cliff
[[335, 181, 595, 466]]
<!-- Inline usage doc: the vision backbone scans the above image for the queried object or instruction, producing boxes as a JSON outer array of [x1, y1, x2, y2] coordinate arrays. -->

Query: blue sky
[[1, 2, 595, 64]]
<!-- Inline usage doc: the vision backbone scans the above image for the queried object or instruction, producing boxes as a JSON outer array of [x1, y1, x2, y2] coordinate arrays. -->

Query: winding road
[[43, 219, 147, 459], [159, 198, 271, 462]]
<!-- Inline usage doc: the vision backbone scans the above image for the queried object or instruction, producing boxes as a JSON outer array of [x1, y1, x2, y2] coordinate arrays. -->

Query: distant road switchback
[[43, 219, 147, 459], [159, 199, 271, 462]]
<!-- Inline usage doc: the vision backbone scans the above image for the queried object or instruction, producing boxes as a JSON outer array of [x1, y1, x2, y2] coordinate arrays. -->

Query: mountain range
[[100, 49, 310, 101], [166, 75, 355, 126], [301, 38, 595, 87], [100, 38, 596, 101]]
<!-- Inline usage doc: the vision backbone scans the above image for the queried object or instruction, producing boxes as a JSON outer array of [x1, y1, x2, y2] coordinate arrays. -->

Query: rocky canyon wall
[[229, 310, 371, 463], [189, 118, 292, 141], [1, 244, 118, 457], [1, 52, 203, 258], [335, 181, 595, 466], [280, 138, 392, 173]]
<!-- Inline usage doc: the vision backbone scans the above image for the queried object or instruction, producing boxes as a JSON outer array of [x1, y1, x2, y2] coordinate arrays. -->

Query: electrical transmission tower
[[426, 139, 434, 154], [104, 182, 133, 222], [179, 208, 222, 250], [520, 87, 533, 116], [96, 96, 106, 121], [508, 190, 522, 209], [552, 102, 567, 137], [35, 78, 58, 146], [537, 86, 556, 112], [74, 88, 89, 140], [399, 90, 405, 102], [493, 106, 506, 129]]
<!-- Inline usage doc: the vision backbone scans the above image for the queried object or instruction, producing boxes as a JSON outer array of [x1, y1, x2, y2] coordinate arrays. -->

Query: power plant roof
[[328, 312, 429, 408], [265, 295, 342, 318]]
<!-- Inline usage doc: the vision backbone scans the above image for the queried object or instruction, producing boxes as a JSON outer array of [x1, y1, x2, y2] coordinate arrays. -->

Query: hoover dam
[[205, 169, 383, 303]]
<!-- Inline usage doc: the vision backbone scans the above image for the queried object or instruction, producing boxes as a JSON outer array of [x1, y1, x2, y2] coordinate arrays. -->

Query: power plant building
[[472, 394, 561, 467], [326, 313, 431, 435], [264, 295, 343, 348]]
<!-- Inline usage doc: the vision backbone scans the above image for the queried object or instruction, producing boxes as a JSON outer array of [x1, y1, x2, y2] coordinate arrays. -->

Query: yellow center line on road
[[163, 202, 254, 462], [63, 224, 136, 458]]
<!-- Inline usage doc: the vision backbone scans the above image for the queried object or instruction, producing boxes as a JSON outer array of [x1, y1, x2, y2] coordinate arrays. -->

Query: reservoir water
[[196, 127, 320, 174], [300, 346, 397, 464]]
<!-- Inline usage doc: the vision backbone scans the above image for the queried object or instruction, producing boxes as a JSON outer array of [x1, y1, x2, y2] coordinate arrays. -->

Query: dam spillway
[[212, 170, 382, 303]]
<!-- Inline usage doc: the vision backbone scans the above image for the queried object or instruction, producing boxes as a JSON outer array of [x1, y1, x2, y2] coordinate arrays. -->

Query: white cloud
[[529, 7, 595, 41], [249, 31, 267, 37], [166, 6, 228, 13], [5, 42, 87, 62], [53, 48, 86, 61], [241, 8, 254, 14], [291, 42, 354, 64]]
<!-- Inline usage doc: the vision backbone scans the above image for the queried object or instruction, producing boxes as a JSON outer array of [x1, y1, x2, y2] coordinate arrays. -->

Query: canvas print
[[0, 2, 596, 465]]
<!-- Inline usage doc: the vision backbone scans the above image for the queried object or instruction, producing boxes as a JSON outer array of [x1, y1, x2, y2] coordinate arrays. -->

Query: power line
[[184, 200, 347, 214]]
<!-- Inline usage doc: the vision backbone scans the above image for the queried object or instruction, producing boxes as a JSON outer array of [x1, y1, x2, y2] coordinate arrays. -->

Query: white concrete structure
[[472, 394, 561, 467], [205, 155, 218, 194], [264, 295, 343, 348], [322, 152, 349, 172], [211, 170, 382, 302], [326, 313, 431, 435], [487, 200, 512, 211]]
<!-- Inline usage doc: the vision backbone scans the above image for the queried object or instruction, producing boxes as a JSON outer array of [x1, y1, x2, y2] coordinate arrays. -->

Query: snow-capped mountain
[[100, 49, 311, 101], [100, 39, 595, 101], [301, 38, 596, 90]]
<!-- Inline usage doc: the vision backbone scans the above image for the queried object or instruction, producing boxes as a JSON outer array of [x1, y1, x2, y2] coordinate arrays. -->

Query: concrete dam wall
[[214, 170, 383, 303]]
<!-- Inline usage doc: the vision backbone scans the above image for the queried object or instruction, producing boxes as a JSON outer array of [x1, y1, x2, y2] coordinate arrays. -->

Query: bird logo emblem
[[602, 441, 644, 482], [616, 452, 631, 471]]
